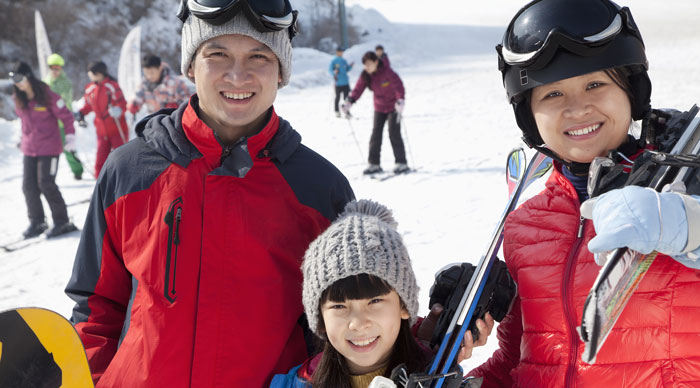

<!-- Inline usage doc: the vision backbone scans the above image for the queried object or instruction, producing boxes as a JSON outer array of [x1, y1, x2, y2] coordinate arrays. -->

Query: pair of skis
[[579, 107, 700, 363], [402, 149, 552, 388]]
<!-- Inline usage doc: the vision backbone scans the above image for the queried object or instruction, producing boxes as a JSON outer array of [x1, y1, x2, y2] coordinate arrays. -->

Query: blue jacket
[[270, 364, 309, 388], [329, 56, 353, 86]]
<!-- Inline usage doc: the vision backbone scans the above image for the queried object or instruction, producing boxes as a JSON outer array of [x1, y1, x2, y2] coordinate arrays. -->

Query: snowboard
[[0, 307, 93, 388]]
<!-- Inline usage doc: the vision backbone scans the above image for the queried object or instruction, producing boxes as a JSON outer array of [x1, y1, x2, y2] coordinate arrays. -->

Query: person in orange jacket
[[75, 61, 129, 177]]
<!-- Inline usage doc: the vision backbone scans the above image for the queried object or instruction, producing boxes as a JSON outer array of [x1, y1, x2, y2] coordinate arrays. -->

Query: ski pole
[[400, 117, 416, 168], [345, 117, 365, 163], [114, 117, 128, 144]]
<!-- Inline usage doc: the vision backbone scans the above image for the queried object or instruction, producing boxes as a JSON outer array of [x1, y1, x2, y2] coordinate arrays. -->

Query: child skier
[[468, 0, 700, 386], [271, 200, 429, 387], [43, 53, 84, 180]]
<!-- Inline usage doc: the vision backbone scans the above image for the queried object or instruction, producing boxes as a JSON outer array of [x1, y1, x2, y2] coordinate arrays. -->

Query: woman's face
[[530, 70, 632, 164], [363, 59, 379, 74], [14, 77, 31, 93]]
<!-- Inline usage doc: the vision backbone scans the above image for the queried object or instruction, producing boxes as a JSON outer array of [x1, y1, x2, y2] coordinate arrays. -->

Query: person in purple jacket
[[343, 51, 408, 175], [10, 61, 78, 238]]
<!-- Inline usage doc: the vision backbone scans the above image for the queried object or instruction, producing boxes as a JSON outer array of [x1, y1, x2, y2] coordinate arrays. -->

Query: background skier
[[343, 51, 408, 175], [126, 54, 190, 116], [74, 61, 129, 177], [10, 61, 78, 239], [43, 53, 84, 180], [65, 1, 355, 386], [375, 44, 390, 68], [329, 47, 353, 118], [468, 0, 700, 386]]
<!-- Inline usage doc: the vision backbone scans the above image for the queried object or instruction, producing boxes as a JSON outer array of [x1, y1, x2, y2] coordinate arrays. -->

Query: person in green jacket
[[43, 53, 84, 180]]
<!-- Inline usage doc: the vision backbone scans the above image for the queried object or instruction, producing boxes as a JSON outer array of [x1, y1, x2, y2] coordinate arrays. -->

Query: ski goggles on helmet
[[177, 0, 298, 39], [498, 0, 642, 69], [8, 72, 27, 84]]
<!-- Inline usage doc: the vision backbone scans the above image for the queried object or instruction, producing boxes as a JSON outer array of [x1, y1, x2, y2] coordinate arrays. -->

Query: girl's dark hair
[[311, 274, 427, 388], [87, 61, 115, 80], [12, 62, 49, 110], [360, 51, 384, 90]]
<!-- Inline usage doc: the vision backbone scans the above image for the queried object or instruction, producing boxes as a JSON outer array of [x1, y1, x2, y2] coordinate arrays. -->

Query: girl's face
[[321, 290, 409, 375], [363, 59, 379, 74], [530, 70, 632, 164]]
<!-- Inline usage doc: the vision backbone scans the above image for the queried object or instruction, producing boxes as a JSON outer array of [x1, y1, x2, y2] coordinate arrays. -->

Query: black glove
[[73, 111, 87, 128], [427, 259, 516, 347]]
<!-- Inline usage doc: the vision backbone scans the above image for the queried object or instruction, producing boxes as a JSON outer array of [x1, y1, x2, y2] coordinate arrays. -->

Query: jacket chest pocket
[[163, 197, 183, 303]]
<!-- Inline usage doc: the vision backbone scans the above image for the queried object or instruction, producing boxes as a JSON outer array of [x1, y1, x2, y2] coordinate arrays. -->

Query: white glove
[[582, 186, 700, 266], [64, 133, 76, 152], [394, 98, 405, 114], [108, 106, 123, 119], [340, 100, 352, 116]]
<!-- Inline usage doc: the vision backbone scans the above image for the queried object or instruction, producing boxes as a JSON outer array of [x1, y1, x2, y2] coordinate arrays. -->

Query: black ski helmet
[[496, 0, 652, 151]]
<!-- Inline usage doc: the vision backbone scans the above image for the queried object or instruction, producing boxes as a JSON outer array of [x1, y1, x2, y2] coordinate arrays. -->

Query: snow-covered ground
[[1, 0, 698, 371]]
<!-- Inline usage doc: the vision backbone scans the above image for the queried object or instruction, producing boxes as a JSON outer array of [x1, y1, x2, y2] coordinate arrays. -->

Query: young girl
[[467, 0, 700, 386], [271, 200, 429, 387], [343, 52, 408, 175], [11, 61, 78, 238]]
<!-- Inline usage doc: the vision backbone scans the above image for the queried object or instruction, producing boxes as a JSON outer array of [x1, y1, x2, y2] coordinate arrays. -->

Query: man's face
[[375, 48, 384, 57], [188, 34, 281, 144], [143, 66, 162, 84]]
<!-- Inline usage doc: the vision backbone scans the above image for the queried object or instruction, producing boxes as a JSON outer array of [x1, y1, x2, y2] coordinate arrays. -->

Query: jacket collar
[[181, 96, 280, 168], [136, 95, 301, 176]]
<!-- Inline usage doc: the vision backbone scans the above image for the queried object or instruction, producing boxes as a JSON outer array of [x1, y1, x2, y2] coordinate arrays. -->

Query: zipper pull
[[577, 216, 585, 238], [174, 208, 182, 245]]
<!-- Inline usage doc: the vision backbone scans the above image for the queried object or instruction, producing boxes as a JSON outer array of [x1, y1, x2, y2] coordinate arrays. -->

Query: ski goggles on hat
[[177, 0, 298, 39], [8, 72, 27, 84], [498, 0, 642, 68]]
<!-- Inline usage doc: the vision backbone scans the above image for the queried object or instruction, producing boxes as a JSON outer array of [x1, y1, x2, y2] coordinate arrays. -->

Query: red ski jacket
[[65, 98, 354, 387], [79, 77, 128, 139], [469, 165, 700, 388]]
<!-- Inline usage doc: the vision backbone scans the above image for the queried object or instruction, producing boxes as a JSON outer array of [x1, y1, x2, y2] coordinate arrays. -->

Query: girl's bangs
[[322, 274, 394, 303]]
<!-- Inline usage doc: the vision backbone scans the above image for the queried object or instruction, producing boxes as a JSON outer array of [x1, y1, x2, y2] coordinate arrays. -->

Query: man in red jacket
[[75, 61, 129, 177], [65, 1, 354, 387]]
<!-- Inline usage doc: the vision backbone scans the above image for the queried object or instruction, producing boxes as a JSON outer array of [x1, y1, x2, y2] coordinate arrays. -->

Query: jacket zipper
[[563, 216, 585, 387], [163, 197, 183, 303]]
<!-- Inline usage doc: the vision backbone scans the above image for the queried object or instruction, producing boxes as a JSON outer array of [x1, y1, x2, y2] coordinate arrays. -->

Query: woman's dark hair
[[87, 61, 115, 80], [360, 51, 383, 90], [311, 274, 427, 388], [603, 67, 634, 108], [12, 61, 49, 110]]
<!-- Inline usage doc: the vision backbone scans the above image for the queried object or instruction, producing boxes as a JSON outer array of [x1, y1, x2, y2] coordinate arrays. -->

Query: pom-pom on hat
[[302, 199, 419, 333]]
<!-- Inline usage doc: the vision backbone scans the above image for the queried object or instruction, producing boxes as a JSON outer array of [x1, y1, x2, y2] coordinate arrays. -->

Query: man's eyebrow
[[200, 42, 272, 53]]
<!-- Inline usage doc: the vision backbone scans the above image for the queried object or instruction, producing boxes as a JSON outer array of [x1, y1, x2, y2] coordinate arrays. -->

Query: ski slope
[[0, 0, 698, 371]]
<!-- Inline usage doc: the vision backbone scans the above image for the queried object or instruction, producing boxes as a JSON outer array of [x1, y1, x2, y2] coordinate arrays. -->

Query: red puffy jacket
[[469, 165, 700, 387], [80, 77, 128, 139]]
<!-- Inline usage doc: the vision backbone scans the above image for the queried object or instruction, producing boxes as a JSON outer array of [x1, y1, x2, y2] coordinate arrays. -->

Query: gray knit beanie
[[302, 199, 420, 334], [181, 12, 293, 87]]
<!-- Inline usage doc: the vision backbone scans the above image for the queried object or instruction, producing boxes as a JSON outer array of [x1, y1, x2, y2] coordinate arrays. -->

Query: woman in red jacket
[[76, 61, 129, 177], [468, 0, 700, 386]]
